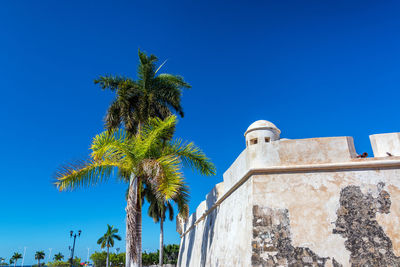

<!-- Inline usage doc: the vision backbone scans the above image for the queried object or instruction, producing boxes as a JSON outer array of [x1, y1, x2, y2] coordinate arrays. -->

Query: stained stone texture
[[177, 121, 400, 267], [252, 205, 330, 267], [333, 184, 400, 266]]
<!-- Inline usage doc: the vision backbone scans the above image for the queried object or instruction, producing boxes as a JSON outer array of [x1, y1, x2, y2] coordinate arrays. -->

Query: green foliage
[[109, 253, 125, 267], [162, 244, 180, 264], [90, 251, 125, 267], [142, 244, 180, 265], [141, 251, 158, 266], [90, 245, 179, 266], [91, 252, 116, 267], [47, 260, 69, 267], [47, 257, 80, 267], [90, 251, 106, 267]]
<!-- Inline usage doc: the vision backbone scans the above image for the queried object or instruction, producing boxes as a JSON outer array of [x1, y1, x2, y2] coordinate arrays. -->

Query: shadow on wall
[[200, 187, 220, 266], [178, 185, 220, 267], [178, 211, 196, 267]]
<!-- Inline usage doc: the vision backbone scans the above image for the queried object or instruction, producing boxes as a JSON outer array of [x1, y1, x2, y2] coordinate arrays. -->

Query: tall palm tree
[[145, 184, 189, 267], [95, 49, 192, 267], [97, 225, 122, 267], [54, 116, 215, 267], [53, 253, 64, 261], [35, 251, 45, 267], [94, 49, 191, 135], [11, 253, 22, 267]]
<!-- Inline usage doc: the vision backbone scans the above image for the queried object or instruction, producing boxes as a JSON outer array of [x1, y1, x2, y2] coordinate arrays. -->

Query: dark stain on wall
[[333, 183, 400, 266], [252, 205, 333, 266]]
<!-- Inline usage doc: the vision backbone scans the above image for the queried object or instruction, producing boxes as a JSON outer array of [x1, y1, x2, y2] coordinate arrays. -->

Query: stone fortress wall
[[176, 121, 400, 267]]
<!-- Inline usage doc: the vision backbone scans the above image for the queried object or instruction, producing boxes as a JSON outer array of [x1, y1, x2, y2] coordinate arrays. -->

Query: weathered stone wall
[[252, 169, 400, 266], [177, 126, 400, 267], [177, 179, 253, 266]]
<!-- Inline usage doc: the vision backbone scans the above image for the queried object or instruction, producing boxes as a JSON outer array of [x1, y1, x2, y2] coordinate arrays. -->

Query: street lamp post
[[69, 230, 81, 267]]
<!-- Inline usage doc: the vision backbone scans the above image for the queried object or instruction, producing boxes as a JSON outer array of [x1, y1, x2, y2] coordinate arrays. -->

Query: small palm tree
[[11, 253, 22, 267], [53, 253, 64, 261], [9, 259, 14, 265], [0, 257, 5, 266], [35, 251, 45, 267], [97, 225, 121, 267]]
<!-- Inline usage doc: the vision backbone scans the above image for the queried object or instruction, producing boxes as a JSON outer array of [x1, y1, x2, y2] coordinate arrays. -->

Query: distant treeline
[[91, 244, 179, 267]]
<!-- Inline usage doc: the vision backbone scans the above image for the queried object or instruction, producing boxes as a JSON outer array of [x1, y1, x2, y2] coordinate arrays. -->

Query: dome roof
[[244, 120, 281, 136]]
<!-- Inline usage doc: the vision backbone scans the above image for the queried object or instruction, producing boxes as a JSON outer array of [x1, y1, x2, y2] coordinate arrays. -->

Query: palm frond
[[104, 100, 122, 131], [54, 159, 123, 191], [138, 116, 177, 156], [173, 183, 190, 219], [167, 139, 216, 176], [113, 234, 122, 241], [167, 202, 174, 221], [156, 73, 191, 89], [94, 75, 129, 91], [90, 129, 132, 162], [156, 155, 184, 200]]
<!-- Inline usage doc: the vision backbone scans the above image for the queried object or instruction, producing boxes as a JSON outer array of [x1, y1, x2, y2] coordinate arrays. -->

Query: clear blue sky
[[1, 0, 400, 264]]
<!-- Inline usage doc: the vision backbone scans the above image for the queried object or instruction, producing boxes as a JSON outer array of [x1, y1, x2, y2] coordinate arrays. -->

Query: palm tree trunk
[[125, 175, 140, 267], [14, 260, 16, 267], [126, 209, 130, 267], [159, 210, 164, 267], [137, 181, 142, 267], [106, 246, 109, 267]]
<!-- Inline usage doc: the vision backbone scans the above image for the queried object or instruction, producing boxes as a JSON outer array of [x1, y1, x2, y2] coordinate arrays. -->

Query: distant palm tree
[[11, 253, 22, 267], [9, 259, 14, 266], [94, 49, 191, 135], [53, 253, 64, 261], [97, 225, 122, 267], [35, 251, 45, 267], [0, 257, 5, 266]]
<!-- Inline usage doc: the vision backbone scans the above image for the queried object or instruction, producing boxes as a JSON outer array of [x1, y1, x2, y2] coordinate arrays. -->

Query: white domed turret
[[244, 120, 281, 147]]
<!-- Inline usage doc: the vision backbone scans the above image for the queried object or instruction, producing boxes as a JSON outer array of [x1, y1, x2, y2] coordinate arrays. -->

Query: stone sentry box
[[177, 120, 400, 267]]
